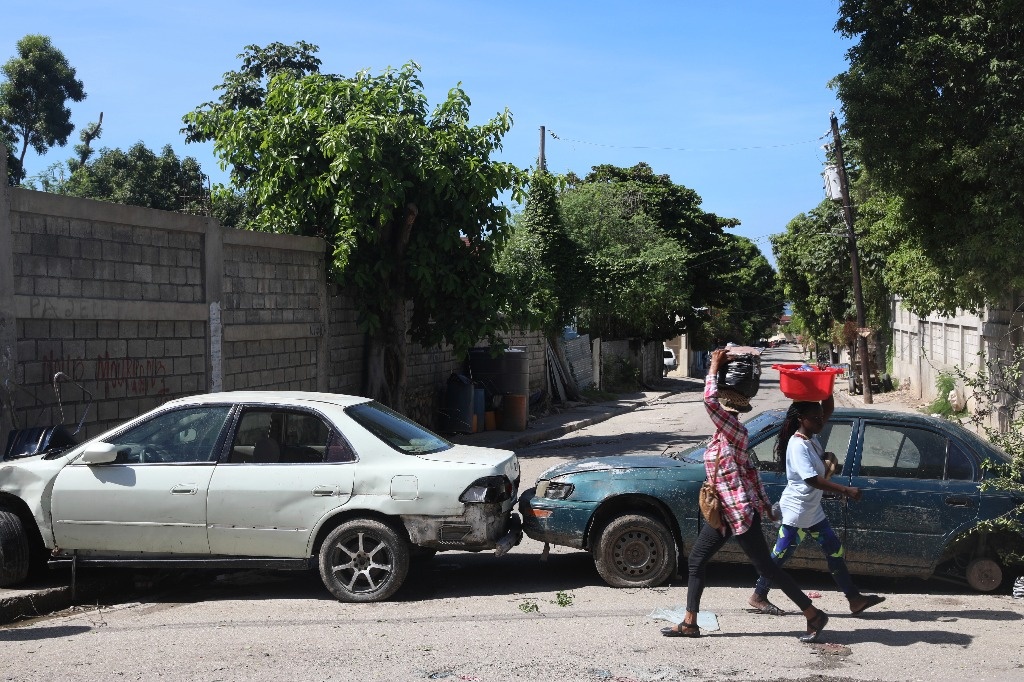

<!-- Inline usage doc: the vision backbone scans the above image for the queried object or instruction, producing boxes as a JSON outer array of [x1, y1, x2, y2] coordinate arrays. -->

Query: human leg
[[736, 514, 829, 640], [752, 524, 803, 599], [685, 521, 730, 614], [662, 521, 728, 637], [803, 519, 884, 612]]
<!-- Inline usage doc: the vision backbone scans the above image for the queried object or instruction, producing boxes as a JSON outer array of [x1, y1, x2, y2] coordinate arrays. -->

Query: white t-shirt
[[778, 433, 827, 528]]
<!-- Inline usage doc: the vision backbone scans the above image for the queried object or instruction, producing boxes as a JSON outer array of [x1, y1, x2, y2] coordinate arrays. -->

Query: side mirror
[[78, 442, 119, 465]]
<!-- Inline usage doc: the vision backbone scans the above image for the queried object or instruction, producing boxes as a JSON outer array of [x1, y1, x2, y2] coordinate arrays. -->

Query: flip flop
[[799, 610, 829, 643], [661, 624, 701, 638], [850, 594, 886, 615]]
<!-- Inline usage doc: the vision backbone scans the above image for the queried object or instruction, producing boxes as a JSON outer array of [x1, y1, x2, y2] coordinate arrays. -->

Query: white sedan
[[0, 392, 521, 602]]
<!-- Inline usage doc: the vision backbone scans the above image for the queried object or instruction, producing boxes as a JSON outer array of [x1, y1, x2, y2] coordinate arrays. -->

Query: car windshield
[[346, 401, 452, 455], [669, 409, 784, 461]]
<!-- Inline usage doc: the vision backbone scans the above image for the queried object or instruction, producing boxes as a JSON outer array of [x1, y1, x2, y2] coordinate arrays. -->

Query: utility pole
[[539, 125, 546, 172], [830, 113, 873, 404]]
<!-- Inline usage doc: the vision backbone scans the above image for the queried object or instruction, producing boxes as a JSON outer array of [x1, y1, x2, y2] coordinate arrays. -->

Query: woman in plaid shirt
[[662, 349, 830, 641]]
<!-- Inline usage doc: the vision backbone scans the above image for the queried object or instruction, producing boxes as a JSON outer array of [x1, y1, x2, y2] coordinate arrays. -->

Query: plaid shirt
[[704, 374, 772, 535]]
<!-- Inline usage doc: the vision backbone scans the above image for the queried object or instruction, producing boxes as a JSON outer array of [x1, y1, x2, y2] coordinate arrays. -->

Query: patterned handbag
[[699, 449, 724, 531]]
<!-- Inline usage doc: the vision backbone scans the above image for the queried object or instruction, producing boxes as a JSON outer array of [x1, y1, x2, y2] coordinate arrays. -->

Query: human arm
[[822, 394, 835, 422], [704, 349, 743, 442], [803, 475, 861, 501]]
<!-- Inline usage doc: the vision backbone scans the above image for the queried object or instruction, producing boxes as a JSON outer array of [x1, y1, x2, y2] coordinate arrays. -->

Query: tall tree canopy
[[558, 163, 770, 343], [45, 142, 208, 214], [185, 47, 526, 409], [0, 34, 86, 177], [834, 0, 1024, 314]]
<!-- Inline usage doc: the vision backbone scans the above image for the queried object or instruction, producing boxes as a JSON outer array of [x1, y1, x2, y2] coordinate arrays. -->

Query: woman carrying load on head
[[662, 348, 830, 642], [747, 396, 885, 617]]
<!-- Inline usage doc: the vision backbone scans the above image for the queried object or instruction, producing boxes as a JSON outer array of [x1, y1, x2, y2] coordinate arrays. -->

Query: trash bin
[[441, 373, 474, 434]]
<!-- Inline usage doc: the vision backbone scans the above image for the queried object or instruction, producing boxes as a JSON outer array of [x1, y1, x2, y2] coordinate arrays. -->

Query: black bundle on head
[[773, 400, 821, 469]]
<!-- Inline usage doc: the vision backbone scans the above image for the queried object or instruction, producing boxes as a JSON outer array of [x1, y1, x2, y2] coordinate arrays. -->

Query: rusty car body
[[520, 408, 1023, 592]]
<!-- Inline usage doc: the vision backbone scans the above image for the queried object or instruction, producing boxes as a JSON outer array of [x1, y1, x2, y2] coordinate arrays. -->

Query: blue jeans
[[753, 518, 858, 599]]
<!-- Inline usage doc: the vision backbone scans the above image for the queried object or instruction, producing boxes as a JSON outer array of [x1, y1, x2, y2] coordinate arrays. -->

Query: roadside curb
[[0, 584, 74, 625]]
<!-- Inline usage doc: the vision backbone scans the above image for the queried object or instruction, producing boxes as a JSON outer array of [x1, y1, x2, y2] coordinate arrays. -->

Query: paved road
[[3, 347, 1023, 681]]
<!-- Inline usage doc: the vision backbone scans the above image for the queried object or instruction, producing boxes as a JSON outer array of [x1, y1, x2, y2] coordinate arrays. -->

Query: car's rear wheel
[[593, 513, 676, 588], [318, 518, 410, 602], [0, 509, 31, 587], [966, 557, 1002, 592]]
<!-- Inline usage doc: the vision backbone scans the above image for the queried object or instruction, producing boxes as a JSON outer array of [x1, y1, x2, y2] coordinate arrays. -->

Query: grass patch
[[925, 372, 958, 417], [581, 387, 618, 402]]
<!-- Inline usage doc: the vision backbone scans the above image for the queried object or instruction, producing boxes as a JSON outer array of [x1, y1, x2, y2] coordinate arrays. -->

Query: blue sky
[[5, 1, 852, 260]]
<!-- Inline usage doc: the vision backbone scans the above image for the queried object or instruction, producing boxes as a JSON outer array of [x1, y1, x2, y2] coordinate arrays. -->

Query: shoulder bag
[[699, 448, 724, 531]]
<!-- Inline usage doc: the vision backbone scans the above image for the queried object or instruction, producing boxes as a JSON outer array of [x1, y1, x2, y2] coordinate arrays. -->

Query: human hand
[[710, 348, 729, 372], [844, 486, 862, 502], [765, 505, 778, 522]]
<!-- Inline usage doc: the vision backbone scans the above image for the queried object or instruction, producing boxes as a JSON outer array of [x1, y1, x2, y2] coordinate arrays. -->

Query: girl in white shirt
[[748, 397, 885, 616]]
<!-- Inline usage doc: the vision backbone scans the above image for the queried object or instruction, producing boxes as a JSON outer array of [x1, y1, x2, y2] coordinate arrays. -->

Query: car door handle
[[944, 495, 973, 508], [312, 486, 338, 497], [823, 492, 843, 500], [171, 485, 199, 495]]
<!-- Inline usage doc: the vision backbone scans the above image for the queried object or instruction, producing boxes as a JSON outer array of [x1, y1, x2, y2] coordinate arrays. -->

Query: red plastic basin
[[772, 364, 844, 402]]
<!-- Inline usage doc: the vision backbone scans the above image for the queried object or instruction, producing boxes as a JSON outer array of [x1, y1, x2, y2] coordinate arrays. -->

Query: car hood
[[539, 454, 705, 481]]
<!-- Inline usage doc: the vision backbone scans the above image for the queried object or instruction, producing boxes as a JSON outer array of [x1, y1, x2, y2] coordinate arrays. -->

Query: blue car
[[520, 408, 1023, 592]]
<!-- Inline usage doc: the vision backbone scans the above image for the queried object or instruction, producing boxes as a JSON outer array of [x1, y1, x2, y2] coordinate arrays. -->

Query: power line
[[547, 130, 825, 154]]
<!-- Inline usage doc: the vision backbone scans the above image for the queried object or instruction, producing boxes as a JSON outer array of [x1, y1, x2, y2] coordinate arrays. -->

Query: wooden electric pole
[[830, 113, 873, 404], [539, 125, 546, 171]]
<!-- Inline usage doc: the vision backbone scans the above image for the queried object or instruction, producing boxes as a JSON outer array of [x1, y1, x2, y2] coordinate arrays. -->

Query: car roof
[[162, 391, 373, 409]]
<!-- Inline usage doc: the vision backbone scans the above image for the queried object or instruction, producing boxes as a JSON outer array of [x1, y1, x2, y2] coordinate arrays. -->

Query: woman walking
[[662, 349, 829, 641], [747, 396, 885, 616]]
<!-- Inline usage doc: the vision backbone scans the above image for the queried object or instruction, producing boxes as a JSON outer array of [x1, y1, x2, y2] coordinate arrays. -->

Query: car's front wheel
[[593, 513, 676, 588], [0, 509, 31, 587], [318, 518, 410, 602]]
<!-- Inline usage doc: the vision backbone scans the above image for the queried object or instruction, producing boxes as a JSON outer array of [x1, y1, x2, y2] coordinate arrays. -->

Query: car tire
[[593, 513, 676, 588], [0, 509, 31, 588], [966, 557, 1003, 592], [318, 518, 410, 602]]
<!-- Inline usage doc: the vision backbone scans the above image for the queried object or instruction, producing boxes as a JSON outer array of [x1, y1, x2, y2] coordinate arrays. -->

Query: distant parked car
[[0, 392, 522, 602], [520, 408, 1022, 592], [663, 348, 677, 376]]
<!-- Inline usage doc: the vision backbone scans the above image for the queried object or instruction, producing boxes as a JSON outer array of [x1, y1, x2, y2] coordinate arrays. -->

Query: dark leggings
[[686, 513, 813, 614], [753, 518, 857, 599]]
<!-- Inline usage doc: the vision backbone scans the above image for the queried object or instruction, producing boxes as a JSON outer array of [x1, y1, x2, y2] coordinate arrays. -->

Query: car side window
[[228, 408, 354, 464], [817, 420, 852, 475], [945, 440, 976, 481], [748, 429, 780, 471], [107, 406, 231, 464], [859, 423, 947, 479]]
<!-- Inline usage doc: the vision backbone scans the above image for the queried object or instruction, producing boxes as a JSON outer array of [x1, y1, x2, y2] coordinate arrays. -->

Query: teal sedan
[[519, 409, 1023, 592]]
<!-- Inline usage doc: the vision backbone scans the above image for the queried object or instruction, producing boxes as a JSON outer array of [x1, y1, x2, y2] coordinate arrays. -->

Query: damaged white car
[[0, 392, 521, 602]]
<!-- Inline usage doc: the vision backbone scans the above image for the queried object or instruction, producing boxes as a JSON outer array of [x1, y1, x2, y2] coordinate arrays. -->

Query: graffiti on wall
[[37, 351, 170, 397]]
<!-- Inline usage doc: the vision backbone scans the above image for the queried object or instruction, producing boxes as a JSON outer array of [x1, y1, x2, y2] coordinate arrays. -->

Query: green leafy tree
[[2, 118, 22, 184], [185, 52, 526, 410], [559, 163, 749, 344], [0, 34, 86, 175], [54, 142, 208, 214], [771, 201, 855, 347], [699, 234, 783, 346], [496, 169, 586, 399], [834, 1, 1024, 314]]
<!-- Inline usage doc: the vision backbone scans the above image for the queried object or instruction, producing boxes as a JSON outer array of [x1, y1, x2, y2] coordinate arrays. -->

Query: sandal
[[749, 599, 786, 616], [661, 623, 701, 638], [849, 593, 886, 615], [799, 609, 829, 643]]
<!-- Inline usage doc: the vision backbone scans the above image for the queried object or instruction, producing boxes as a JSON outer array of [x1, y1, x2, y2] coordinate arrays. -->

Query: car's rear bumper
[[402, 505, 522, 551]]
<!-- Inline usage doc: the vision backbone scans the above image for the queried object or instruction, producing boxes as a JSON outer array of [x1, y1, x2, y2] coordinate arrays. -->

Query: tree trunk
[[362, 204, 418, 412]]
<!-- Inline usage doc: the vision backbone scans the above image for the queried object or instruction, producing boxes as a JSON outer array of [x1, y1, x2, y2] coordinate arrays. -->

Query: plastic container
[[499, 394, 528, 431], [773, 363, 844, 402], [442, 373, 474, 433]]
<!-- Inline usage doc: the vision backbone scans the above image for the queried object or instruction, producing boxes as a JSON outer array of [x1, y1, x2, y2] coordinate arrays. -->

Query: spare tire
[[0, 509, 31, 587]]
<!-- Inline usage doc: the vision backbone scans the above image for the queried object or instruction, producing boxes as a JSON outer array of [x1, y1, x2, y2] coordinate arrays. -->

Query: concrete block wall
[[3, 188, 212, 438], [220, 230, 325, 392]]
